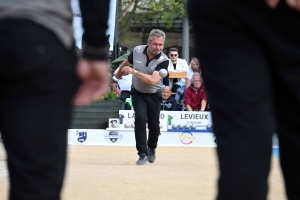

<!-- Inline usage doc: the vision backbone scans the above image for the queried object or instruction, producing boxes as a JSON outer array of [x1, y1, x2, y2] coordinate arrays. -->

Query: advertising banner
[[166, 111, 213, 132], [68, 111, 280, 148], [68, 129, 107, 145], [68, 129, 136, 146], [68, 129, 217, 147], [114, 110, 168, 132]]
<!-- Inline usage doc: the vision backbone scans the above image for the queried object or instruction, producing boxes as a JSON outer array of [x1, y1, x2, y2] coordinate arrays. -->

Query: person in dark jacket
[[161, 86, 177, 111]]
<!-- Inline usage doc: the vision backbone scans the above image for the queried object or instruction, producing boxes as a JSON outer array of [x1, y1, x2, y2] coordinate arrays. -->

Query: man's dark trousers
[[188, 1, 300, 200], [0, 20, 80, 200], [131, 88, 161, 155]]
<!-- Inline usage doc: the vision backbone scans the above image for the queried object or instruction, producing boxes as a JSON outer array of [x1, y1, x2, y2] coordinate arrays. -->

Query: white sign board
[[68, 129, 217, 147], [116, 110, 169, 132], [166, 111, 213, 132]]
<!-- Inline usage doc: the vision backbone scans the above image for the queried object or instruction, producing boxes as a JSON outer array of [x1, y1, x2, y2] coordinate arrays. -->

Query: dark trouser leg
[[275, 58, 300, 199], [131, 89, 148, 155], [188, 1, 275, 199], [188, 1, 300, 199], [196, 32, 274, 200], [147, 92, 162, 150], [0, 20, 80, 200]]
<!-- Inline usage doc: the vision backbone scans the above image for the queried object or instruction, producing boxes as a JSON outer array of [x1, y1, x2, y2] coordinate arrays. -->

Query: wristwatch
[[134, 70, 137, 75]]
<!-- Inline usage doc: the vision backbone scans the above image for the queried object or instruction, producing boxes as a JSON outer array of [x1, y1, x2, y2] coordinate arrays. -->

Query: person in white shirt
[[167, 48, 189, 90], [111, 67, 132, 96]]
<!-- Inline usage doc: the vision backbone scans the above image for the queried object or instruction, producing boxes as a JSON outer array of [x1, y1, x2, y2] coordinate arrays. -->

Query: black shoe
[[136, 154, 148, 165], [148, 148, 156, 163]]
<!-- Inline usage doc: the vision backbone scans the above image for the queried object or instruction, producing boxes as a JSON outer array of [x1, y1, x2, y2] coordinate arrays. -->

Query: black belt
[[132, 87, 161, 94]]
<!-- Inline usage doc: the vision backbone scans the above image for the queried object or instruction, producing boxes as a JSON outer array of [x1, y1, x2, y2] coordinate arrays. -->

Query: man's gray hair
[[192, 72, 202, 82], [148, 29, 166, 42]]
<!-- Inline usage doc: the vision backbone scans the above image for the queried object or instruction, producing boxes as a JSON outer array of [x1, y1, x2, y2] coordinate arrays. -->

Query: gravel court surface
[[0, 143, 285, 200]]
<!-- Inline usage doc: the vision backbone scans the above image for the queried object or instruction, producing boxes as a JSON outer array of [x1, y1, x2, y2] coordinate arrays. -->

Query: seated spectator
[[111, 67, 132, 101], [161, 86, 177, 111], [173, 81, 186, 104], [166, 48, 189, 90], [186, 57, 201, 88], [183, 73, 207, 111]]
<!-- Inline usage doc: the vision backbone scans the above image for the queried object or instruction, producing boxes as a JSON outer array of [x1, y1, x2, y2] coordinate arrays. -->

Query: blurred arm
[[73, 0, 111, 105]]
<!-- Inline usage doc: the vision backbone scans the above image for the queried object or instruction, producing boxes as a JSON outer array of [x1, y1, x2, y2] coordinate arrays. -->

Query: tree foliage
[[119, 0, 187, 41]]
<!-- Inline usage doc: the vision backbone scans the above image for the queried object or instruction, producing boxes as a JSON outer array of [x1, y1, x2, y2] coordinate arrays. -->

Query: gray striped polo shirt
[[131, 45, 169, 93]]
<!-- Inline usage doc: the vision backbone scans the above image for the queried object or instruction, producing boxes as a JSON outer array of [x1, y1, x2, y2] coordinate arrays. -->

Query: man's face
[[162, 88, 171, 100], [147, 35, 164, 55], [192, 76, 202, 90], [169, 51, 178, 63]]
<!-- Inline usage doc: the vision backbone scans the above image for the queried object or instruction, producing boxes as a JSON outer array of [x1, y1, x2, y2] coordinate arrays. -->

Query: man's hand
[[186, 105, 193, 111], [121, 66, 134, 74], [115, 59, 131, 79], [73, 59, 109, 105], [265, 0, 300, 11]]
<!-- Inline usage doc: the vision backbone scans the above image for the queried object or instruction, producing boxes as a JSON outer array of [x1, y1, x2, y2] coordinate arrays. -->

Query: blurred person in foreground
[[115, 29, 169, 165], [161, 86, 177, 111], [0, 0, 110, 199], [188, 0, 300, 199]]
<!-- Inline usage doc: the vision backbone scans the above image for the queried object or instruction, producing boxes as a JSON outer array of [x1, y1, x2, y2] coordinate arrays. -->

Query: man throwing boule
[[116, 29, 169, 165]]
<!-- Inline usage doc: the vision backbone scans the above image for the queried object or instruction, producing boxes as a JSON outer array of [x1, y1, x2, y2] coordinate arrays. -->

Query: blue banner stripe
[[272, 148, 280, 158]]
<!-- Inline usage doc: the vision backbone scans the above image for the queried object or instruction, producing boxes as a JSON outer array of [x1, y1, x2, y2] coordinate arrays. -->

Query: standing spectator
[[167, 48, 189, 90], [161, 86, 177, 111], [0, 0, 110, 199], [184, 73, 207, 111], [115, 29, 169, 165], [186, 57, 201, 88], [188, 0, 300, 199]]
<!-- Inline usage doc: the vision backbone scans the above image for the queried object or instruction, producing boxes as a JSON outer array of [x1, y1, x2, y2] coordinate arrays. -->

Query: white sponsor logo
[[136, 47, 143, 53], [151, 65, 157, 70], [159, 56, 164, 61], [134, 60, 142, 64]]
